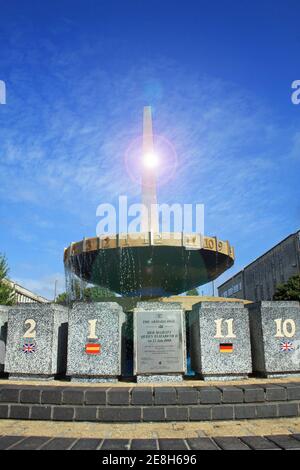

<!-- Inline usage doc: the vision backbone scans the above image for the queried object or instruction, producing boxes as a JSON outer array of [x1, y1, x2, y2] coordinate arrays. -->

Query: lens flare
[[124, 134, 178, 188], [143, 151, 159, 169]]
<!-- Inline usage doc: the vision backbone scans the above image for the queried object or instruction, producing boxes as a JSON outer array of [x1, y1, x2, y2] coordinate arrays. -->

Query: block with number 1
[[67, 302, 125, 382]]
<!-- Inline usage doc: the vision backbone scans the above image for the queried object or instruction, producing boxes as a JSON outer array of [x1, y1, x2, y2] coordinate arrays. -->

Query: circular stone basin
[[64, 233, 234, 298]]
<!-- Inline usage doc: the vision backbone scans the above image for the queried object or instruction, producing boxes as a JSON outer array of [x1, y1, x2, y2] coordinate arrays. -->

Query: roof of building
[[4, 279, 49, 303]]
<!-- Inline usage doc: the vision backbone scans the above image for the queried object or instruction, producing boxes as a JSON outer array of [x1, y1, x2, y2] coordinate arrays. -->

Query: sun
[[143, 151, 159, 169]]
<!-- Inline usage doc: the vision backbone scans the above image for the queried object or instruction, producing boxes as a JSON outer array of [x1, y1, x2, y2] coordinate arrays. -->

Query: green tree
[[55, 291, 68, 305], [273, 275, 300, 301], [55, 284, 116, 304], [0, 254, 15, 305], [186, 288, 199, 296], [84, 286, 116, 301]]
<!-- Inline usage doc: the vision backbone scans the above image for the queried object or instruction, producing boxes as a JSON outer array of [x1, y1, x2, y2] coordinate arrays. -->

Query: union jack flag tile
[[280, 341, 294, 352], [22, 343, 36, 354]]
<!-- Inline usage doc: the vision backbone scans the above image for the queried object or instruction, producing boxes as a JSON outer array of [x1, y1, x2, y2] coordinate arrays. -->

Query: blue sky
[[0, 0, 299, 299]]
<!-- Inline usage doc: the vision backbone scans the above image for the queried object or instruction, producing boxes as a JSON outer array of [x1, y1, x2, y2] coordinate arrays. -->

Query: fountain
[[3, 109, 299, 386], [64, 107, 235, 299]]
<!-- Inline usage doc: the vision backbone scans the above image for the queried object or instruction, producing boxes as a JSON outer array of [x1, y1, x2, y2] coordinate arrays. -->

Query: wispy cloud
[[0, 34, 299, 296]]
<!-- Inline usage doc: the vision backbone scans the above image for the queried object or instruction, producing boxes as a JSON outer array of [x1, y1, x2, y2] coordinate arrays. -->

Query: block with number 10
[[247, 301, 300, 378]]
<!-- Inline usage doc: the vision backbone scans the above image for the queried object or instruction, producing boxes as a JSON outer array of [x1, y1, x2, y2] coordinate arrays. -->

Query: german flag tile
[[219, 343, 233, 353]]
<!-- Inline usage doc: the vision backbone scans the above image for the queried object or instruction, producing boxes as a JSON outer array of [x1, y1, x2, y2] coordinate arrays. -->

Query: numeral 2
[[23, 319, 36, 338]]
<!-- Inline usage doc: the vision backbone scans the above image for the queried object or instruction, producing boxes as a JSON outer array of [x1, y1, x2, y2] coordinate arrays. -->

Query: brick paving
[[0, 433, 300, 450]]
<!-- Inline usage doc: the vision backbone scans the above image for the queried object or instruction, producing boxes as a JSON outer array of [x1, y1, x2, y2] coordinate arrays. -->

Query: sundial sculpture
[[64, 107, 234, 298]]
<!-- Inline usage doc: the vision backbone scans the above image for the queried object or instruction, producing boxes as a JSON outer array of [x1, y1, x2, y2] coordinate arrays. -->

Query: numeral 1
[[88, 319, 98, 339]]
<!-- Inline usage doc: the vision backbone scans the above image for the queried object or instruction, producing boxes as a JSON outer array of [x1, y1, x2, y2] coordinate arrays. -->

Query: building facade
[[5, 280, 49, 304], [218, 230, 300, 302]]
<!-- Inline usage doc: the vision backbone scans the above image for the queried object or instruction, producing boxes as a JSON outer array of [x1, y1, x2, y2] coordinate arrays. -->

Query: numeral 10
[[274, 319, 296, 338]]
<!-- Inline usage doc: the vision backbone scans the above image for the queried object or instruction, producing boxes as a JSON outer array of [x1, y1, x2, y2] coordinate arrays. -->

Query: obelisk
[[141, 106, 159, 232]]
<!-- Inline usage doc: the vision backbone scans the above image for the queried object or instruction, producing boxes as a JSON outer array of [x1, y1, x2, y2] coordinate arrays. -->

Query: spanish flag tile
[[85, 343, 101, 355]]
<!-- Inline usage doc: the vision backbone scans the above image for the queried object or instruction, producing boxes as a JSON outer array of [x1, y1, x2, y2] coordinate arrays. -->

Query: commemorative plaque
[[134, 302, 186, 382]]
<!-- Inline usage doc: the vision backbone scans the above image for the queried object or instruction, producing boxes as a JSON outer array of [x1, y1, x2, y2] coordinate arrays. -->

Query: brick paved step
[[1, 382, 300, 423]]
